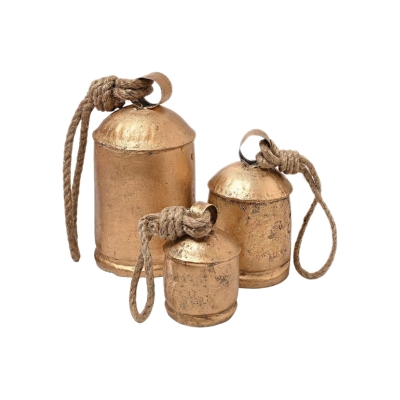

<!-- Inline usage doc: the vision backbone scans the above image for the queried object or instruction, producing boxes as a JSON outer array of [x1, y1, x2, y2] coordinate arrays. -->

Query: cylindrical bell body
[[163, 228, 240, 327], [93, 105, 195, 277], [208, 162, 293, 288]]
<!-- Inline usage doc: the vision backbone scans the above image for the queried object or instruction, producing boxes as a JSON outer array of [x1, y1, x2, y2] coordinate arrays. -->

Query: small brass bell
[[163, 203, 241, 327], [129, 202, 241, 327], [208, 129, 337, 288]]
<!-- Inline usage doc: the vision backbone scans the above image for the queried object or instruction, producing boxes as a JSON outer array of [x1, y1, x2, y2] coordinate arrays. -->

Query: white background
[[1, 1, 399, 399]]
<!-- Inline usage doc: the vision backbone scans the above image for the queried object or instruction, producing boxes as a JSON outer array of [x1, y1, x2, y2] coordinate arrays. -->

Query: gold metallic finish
[[163, 226, 241, 327], [208, 161, 293, 288], [94, 105, 196, 277], [165, 301, 238, 327], [189, 201, 218, 224], [239, 129, 270, 165], [140, 72, 172, 108], [208, 161, 292, 202], [93, 105, 195, 151]]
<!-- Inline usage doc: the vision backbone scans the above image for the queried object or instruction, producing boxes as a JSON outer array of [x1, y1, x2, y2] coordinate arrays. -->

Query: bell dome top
[[163, 228, 241, 265], [93, 105, 195, 151], [208, 161, 293, 203]]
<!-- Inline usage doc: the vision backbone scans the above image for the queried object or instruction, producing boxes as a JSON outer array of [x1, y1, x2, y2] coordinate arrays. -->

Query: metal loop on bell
[[189, 202, 218, 226], [138, 72, 173, 109], [239, 129, 271, 165]]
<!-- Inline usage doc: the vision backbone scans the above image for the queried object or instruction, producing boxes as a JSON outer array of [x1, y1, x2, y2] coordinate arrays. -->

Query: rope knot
[[87, 76, 154, 112], [256, 139, 300, 174], [158, 206, 186, 241]]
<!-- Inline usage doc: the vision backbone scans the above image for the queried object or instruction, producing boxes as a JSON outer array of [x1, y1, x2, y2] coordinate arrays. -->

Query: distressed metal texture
[[163, 227, 240, 265], [165, 301, 237, 328], [208, 162, 292, 288], [208, 193, 291, 288], [208, 161, 292, 202], [93, 105, 195, 151], [163, 228, 240, 327], [93, 105, 196, 277], [208, 194, 291, 288]]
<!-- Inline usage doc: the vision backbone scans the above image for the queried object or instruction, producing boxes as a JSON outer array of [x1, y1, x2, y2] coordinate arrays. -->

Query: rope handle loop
[[240, 130, 337, 279], [63, 73, 171, 262], [129, 202, 217, 323]]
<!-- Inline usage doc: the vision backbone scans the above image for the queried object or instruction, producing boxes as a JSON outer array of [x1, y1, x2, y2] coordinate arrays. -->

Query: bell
[[129, 202, 241, 327], [163, 203, 241, 327], [208, 129, 337, 288], [63, 73, 195, 278], [208, 130, 292, 288], [93, 75, 195, 277]]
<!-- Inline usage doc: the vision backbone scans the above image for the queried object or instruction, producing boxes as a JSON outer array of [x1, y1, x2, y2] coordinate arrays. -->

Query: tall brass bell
[[63, 73, 195, 278]]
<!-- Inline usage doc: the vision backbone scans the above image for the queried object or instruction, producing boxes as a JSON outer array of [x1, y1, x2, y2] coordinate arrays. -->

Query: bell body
[[208, 162, 292, 288], [163, 228, 240, 327], [93, 105, 195, 277]]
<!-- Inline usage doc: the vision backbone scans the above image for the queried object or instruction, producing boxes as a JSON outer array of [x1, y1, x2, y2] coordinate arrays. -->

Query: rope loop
[[63, 75, 154, 261]]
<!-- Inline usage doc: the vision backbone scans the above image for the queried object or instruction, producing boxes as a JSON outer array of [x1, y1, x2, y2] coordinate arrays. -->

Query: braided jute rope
[[63, 76, 154, 261], [256, 139, 337, 279], [129, 206, 215, 323]]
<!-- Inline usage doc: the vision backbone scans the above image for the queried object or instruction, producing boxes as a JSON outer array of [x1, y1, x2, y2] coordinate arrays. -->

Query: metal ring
[[139, 72, 173, 109], [239, 129, 271, 165], [189, 202, 218, 226]]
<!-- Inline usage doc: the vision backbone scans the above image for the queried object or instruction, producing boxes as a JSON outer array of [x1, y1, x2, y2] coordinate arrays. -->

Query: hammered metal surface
[[208, 162, 292, 288], [163, 228, 240, 327], [163, 228, 240, 264], [93, 105, 196, 277], [208, 161, 292, 202], [93, 105, 195, 151]]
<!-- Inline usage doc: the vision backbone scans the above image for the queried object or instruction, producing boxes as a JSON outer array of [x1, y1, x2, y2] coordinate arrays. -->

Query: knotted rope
[[63, 76, 154, 261], [129, 206, 215, 323], [256, 139, 337, 279]]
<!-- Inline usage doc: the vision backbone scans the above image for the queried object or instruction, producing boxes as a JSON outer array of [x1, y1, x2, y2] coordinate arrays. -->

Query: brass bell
[[208, 131, 292, 288], [129, 202, 241, 327], [208, 129, 337, 288], [163, 203, 241, 327], [63, 73, 195, 278]]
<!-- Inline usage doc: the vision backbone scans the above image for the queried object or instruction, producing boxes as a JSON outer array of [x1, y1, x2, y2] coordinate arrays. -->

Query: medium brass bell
[[63, 73, 195, 278], [208, 131, 292, 288], [208, 129, 337, 288], [163, 203, 241, 327]]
